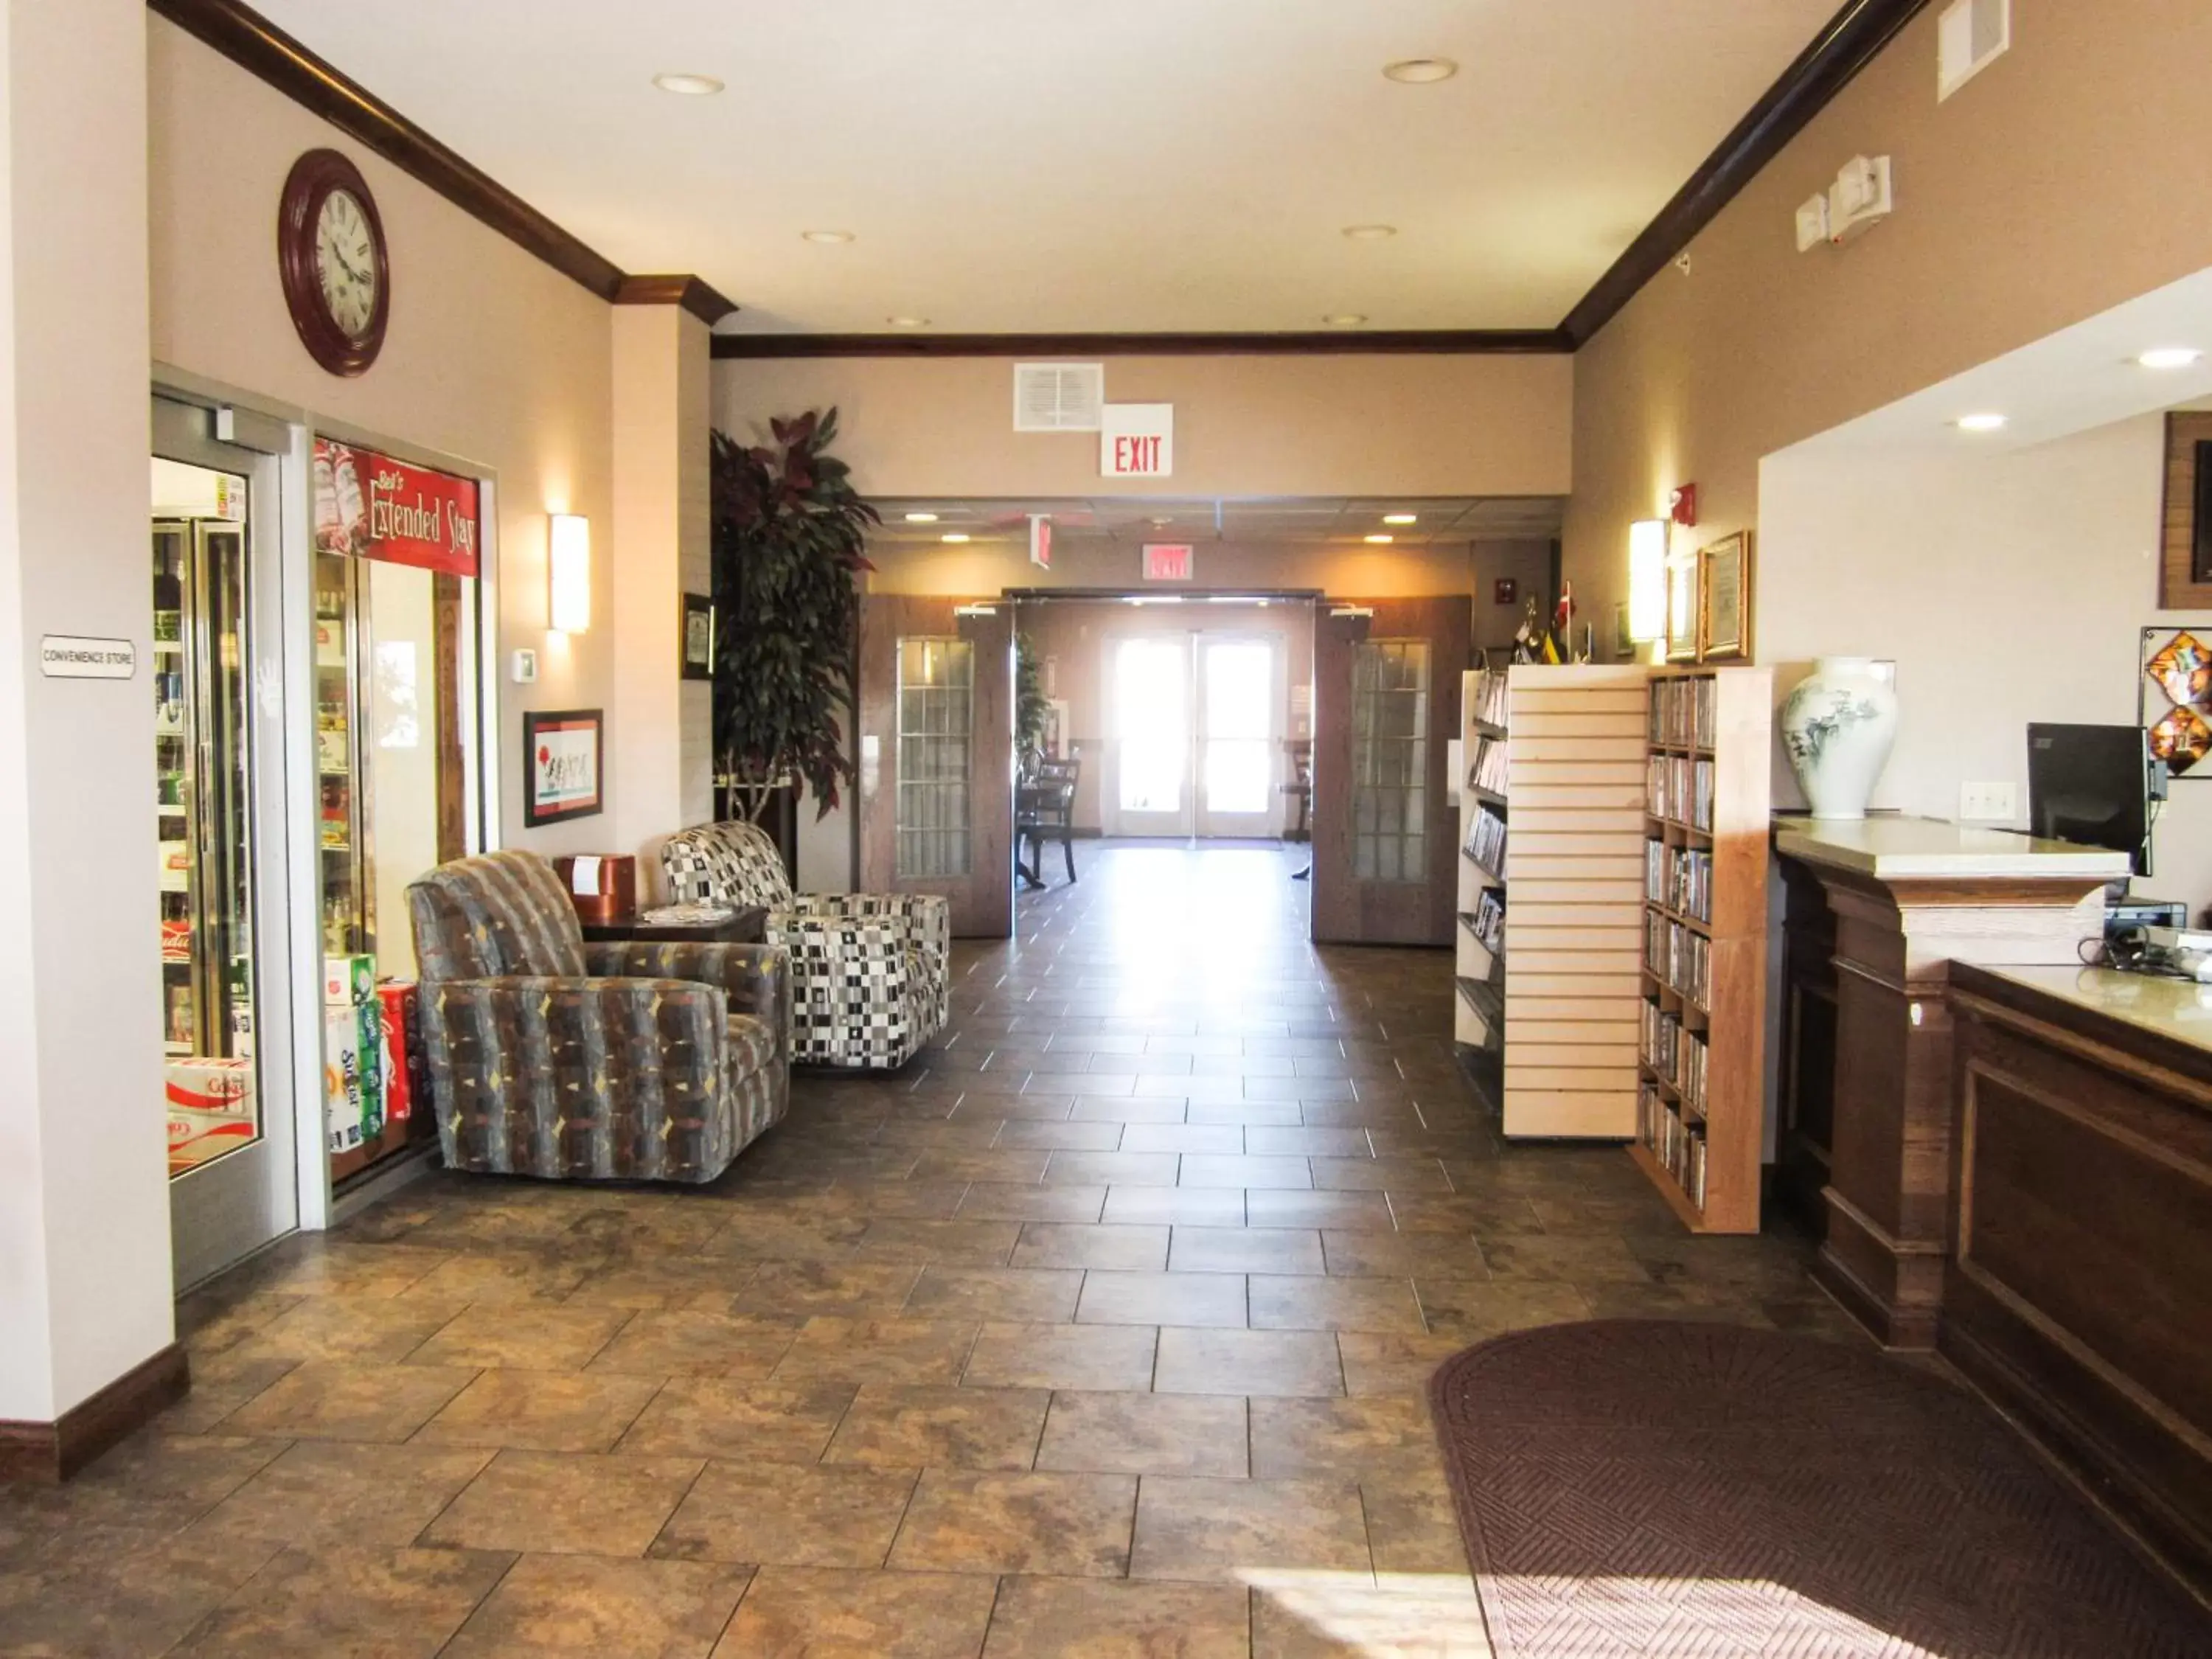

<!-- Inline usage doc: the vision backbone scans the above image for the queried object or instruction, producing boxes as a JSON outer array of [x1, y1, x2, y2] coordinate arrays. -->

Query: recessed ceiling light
[[1365, 533, 1395, 544], [903, 512, 939, 523], [2138, 347, 2203, 370], [652, 72, 724, 96], [1382, 512, 1418, 525], [940, 532, 971, 543], [1342, 224, 1397, 241], [801, 229, 855, 245], [1955, 412, 2008, 432], [886, 316, 930, 329], [1382, 58, 1458, 84], [1323, 313, 1368, 327]]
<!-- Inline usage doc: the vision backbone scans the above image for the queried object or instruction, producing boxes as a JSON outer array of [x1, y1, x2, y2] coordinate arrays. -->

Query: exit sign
[[1100, 403, 1173, 478], [1142, 543, 1194, 582]]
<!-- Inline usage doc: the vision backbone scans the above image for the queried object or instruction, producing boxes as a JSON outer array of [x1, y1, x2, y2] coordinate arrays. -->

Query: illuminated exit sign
[[1142, 543, 1194, 582], [1100, 403, 1173, 478]]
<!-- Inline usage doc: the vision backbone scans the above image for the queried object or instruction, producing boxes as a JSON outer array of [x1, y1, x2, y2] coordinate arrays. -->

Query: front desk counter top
[[1955, 961, 2212, 1086]]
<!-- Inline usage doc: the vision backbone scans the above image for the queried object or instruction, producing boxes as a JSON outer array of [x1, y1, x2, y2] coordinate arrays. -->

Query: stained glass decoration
[[2149, 703, 2212, 769], [2145, 630, 2212, 709]]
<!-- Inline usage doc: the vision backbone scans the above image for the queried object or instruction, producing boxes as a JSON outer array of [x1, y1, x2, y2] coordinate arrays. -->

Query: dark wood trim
[[712, 329, 1571, 360], [148, 0, 625, 302], [1559, 0, 1935, 347], [616, 274, 741, 327], [0, 1343, 190, 1484]]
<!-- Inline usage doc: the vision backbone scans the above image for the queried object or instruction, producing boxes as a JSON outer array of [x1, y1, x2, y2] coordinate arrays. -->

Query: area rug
[[1427, 1320, 2212, 1658]]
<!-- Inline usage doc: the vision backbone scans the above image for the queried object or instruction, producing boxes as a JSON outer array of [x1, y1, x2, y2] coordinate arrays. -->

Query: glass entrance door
[[1197, 636, 1281, 838], [153, 401, 299, 1288], [1113, 634, 1192, 836]]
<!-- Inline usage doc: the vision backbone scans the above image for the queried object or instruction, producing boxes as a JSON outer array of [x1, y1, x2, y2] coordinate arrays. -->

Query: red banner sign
[[313, 437, 481, 578]]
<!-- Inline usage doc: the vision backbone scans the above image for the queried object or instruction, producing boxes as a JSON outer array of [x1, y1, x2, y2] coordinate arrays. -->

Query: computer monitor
[[2026, 723, 2151, 878]]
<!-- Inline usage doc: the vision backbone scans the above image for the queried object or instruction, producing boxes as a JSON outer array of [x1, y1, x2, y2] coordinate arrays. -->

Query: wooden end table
[[581, 906, 768, 945]]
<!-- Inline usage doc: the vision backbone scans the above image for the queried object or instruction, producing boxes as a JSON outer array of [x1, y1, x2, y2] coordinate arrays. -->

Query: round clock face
[[314, 189, 379, 341], [278, 150, 389, 377]]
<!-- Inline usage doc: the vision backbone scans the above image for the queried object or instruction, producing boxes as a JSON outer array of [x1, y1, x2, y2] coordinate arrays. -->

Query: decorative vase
[[1779, 656, 1899, 820]]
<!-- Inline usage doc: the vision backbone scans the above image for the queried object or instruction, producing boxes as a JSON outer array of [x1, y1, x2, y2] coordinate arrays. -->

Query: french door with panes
[[1310, 596, 1470, 945], [1111, 631, 1283, 838], [857, 595, 1014, 937]]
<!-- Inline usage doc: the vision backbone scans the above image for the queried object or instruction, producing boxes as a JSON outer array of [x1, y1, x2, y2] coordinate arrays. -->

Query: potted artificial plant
[[710, 408, 877, 829]]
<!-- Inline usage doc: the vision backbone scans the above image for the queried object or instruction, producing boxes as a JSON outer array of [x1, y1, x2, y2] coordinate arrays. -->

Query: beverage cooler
[[153, 519, 255, 1063]]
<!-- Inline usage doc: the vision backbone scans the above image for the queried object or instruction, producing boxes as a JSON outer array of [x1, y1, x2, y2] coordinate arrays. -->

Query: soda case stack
[[323, 953, 384, 1155], [166, 1056, 254, 1174], [375, 981, 424, 1130]]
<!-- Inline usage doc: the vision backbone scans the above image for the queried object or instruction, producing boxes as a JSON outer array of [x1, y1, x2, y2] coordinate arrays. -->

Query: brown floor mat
[[1428, 1319, 2211, 1658]]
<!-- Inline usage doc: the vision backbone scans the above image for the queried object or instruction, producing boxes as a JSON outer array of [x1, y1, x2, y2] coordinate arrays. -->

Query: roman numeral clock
[[277, 149, 390, 377]]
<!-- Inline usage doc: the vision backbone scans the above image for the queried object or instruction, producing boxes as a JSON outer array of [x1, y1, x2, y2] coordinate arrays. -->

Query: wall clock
[[276, 149, 389, 377]]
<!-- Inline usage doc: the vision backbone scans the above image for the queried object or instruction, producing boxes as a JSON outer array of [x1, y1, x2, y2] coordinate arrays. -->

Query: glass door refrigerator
[[314, 546, 373, 961], [153, 517, 257, 1136]]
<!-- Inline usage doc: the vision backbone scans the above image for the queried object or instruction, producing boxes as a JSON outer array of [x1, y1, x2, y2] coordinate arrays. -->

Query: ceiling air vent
[[1937, 0, 2009, 102], [1012, 363, 1105, 433]]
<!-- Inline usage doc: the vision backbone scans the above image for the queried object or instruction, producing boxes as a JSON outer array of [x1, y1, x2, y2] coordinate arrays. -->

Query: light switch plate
[[1959, 779, 2017, 822], [512, 647, 538, 684]]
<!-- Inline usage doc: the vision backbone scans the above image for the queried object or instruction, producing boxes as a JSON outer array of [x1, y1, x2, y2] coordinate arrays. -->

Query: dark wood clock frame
[[276, 148, 389, 377]]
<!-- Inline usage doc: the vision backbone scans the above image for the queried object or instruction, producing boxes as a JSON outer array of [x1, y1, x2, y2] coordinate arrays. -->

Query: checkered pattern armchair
[[661, 820, 950, 1071], [406, 849, 790, 1182]]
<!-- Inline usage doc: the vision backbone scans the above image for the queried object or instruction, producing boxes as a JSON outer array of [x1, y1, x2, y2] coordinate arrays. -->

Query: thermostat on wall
[[512, 648, 539, 684]]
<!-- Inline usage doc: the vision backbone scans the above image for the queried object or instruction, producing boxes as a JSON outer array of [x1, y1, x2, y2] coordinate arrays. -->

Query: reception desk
[[1942, 964, 2212, 1590], [1772, 816, 2129, 1347]]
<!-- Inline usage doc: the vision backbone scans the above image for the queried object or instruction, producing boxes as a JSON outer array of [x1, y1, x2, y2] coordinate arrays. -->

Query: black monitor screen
[[2026, 723, 2149, 877]]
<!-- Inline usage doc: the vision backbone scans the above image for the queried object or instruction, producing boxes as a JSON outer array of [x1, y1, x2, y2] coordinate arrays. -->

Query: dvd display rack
[[1495, 664, 1653, 1138], [1633, 665, 1772, 1233], [1453, 666, 1509, 1054]]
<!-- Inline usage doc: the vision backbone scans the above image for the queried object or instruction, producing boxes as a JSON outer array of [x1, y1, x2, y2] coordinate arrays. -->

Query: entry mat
[[1427, 1320, 2211, 1658]]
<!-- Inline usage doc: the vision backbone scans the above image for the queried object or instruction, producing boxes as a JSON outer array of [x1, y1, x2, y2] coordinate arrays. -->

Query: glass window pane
[[1117, 637, 1187, 814], [1350, 639, 1428, 883], [897, 636, 973, 879]]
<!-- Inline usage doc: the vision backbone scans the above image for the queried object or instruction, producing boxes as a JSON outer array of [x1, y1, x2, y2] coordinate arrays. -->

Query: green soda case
[[323, 953, 375, 1006], [356, 998, 386, 1145]]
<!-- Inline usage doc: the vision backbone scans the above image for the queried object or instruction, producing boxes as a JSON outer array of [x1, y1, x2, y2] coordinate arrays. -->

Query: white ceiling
[[868, 495, 1565, 546], [250, 0, 1840, 335]]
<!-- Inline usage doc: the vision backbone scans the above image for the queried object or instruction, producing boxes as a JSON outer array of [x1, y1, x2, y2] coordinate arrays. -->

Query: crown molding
[[1561, 0, 1934, 347], [616, 275, 741, 327], [710, 329, 1571, 360]]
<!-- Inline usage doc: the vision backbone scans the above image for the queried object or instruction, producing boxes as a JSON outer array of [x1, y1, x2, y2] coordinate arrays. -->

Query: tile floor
[[1, 841, 1858, 1656]]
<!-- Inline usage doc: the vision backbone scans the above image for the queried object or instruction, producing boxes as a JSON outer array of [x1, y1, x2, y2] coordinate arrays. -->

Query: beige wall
[[1018, 601, 1314, 835], [148, 16, 621, 859], [866, 533, 1484, 599], [0, 0, 173, 1420], [714, 353, 1573, 499], [1563, 0, 2212, 630], [1761, 414, 2212, 912]]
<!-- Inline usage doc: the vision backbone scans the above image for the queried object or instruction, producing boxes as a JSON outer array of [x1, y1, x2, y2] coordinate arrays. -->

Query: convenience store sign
[[313, 437, 480, 579]]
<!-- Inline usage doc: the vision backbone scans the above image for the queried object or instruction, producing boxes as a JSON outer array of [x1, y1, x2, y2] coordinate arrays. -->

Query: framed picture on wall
[[1611, 601, 1633, 661], [1664, 554, 1700, 662], [681, 593, 714, 681], [523, 709, 604, 827], [1699, 532, 1753, 661]]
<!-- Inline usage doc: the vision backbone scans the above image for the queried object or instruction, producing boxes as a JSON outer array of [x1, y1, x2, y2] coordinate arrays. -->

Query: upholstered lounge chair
[[407, 849, 790, 1182], [660, 819, 949, 1070]]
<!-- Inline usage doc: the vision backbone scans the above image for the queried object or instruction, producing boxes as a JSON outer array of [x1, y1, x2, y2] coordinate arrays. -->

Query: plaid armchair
[[406, 849, 790, 1182], [661, 820, 949, 1070]]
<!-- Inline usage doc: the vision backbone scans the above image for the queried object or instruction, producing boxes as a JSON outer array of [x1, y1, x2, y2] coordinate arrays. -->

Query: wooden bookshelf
[[1498, 664, 1650, 1138], [1635, 665, 1772, 1234], [1453, 667, 1507, 1054]]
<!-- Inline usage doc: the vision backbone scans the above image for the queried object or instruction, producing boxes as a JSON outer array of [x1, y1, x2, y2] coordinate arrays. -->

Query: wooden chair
[[1017, 756, 1080, 888]]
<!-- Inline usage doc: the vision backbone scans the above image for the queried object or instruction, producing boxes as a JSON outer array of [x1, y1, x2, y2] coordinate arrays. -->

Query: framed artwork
[[1663, 554, 1700, 662], [523, 709, 604, 826], [1698, 532, 1753, 661], [1611, 601, 1633, 661], [2160, 414, 2212, 608], [1494, 577, 1517, 606], [681, 593, 714, 681]]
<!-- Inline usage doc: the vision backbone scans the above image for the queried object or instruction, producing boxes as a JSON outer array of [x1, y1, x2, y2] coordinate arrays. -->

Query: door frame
[[152, 394, 304, 1289], [857, 594, 1015, 938], [1309, 595, 1470, 947]]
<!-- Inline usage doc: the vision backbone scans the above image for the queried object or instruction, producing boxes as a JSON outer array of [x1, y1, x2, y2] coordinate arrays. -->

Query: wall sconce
[[549, 513, 591, 633], [1627, 518, 1669, 642]]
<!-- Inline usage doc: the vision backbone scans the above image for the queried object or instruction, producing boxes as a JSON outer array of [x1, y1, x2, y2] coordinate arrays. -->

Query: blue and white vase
[[1779, 656, 1898, 820]]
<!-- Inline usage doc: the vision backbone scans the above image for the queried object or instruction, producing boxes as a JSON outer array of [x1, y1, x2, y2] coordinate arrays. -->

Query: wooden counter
[[1772, 815, 2128, 1347], [1944, 963, 2212, 1592]]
